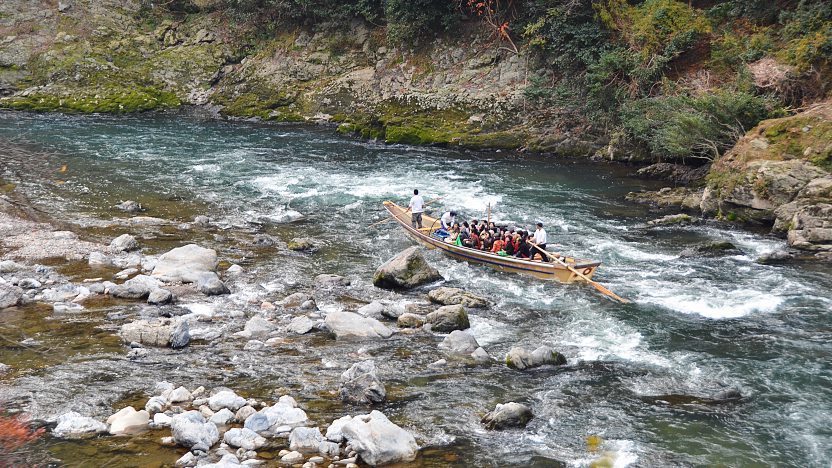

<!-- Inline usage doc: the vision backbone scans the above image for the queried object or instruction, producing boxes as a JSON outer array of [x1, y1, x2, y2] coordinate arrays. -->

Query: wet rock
[[287, 315, 315, 335], [145, 396, 168, 414], [119, 318, 190, 348], [227, 264, 243, 275], [319, 440, 340, 458], [88, 251, 113, 266], [148, 288, 173, 305], [481, 402, 533, 430], [110, 274, 162, 299], [679, 241, 742, 258], [152, 244, 219, 283], [241, 316, 274, 339], [209, 390, 247, 412], [646, 214, 697, 227], [397, 313, 425, 328], [235, 406, 256, 423], [315, 274, 351, 287], [0, 282, 23, 308], [0, 260, 23, 273], [280, 451, 304, 464], [196, 273, 230, 295], [107, 406, 150, 435], [224, 428, 266, 450], [288, 237, 316, 252], [341, 410, 418, 466], [110, 234, 140, 252], [438, 330, 479, 355], [289, 427, 325, 453], [175, 452, 197, 467], [116, 200, 142, 213], [340, 360, 386, 405], [636, 163, 709, 186], [427, 287, 488, 308], [194, 215, 210, 226], [372, 247, 442, 289], [40, 284, 80, 302], [755, 250, 796, 264], [425, 305, 470, 332], [325, 311, 393, 340], [53, 411, 107, 438], [171, 411, 220, 449], [53, 302, 85, 313], [325, 415, 352, 443], [505, 345, 566, 370], [356, 301, 385, 320], [281, 292, 314, 308], [169, 386, 193, 403], [18, 278, 41, 289], [210, 408, 235, 425], [244, 401, 308, 433]]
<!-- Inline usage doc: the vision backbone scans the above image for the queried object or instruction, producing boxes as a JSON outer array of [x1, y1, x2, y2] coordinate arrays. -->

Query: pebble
[[280, 451, 304, 464], [308, 456, 324, 464]]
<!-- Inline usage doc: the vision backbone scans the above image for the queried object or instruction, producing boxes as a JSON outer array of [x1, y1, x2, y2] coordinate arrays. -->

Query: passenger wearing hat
[[532, 222, 548, 262]]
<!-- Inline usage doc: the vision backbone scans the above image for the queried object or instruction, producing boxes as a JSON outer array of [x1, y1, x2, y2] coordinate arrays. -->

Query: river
[[0, 110, 830, 467]]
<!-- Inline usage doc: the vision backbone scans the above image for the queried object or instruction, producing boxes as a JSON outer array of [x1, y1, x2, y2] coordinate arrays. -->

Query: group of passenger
[[407, 189, 551, 262]]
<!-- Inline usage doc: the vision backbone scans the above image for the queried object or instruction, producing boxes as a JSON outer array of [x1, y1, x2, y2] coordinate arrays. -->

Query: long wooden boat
[[383, 201, 602, 283]]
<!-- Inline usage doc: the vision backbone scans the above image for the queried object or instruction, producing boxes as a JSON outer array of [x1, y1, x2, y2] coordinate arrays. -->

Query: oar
[[530, 242, 631, 304], [368, 196, 445, 228]]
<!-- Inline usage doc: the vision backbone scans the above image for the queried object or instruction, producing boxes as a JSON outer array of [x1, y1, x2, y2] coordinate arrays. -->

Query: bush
[[777, 0, 832, 70], [384, 0, 458, 43]]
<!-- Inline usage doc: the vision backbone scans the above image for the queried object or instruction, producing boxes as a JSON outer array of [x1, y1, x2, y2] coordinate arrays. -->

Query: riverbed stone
[[325, 311, 393, 340], [290, 427, 325, 453], [235, 406, 256, 423], [340, 360, 386, 405], [210, 408, 235, 425], [110, 234, 140, 252], [438, 330, 479, 355], [209, 390, 247, 412], [242, 316, 274, 339], [169, 386, 193, 403], [110, 274, 162, 299], [107, 406, 150, 435], [244, 401, 309, 433], [341, 410, 418, 465], [224, 427, 266, 450], [53, 411, 108, 438], [505, 345, 567, 370], [0, 282, 23, 308], [372, 247, 442, 289], [0, 260, 23, 273], [152, 244, 219, 283], [425, 305, 470, 332], [325, 415, 352, 442], [315, 273, 351, 287], [427, 287, 488, 308], [153, 413, 173, 427], [481, 402, 533, 430], [147, 288, 173, 305], [356, 301, 385, 320], [171, 410, 220, 449], [281, 451, 304, 464], [288, 237, 316, 252], [281, 292, 313, 308], [88, 251, 113, 266], [397, 313, 425, 328], [119, 318, 190, 348], [116, 200, 142, 213], [287, 315, 315, 334], [679, 241, 742, 258], [196, 272, 230, 295]]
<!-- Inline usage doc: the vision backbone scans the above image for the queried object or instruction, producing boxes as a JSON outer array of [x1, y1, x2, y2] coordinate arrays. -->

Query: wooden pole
[[530, 242, 631, 304], [487, 202, 491, 224]]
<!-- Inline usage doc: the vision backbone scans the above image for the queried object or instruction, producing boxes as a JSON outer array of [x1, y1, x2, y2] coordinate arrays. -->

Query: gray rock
[[210, 408, 235, 425], [679, 241, 742, 258], [0, 282, 23, 308], [481, 402, 533, 430], [319, 441, 340, 458], [152, 244, 218, 283], [194, 215, 210, 226], [209, 390, 247, 412], [235, 406, 256, 423], [244, 402, 308, 433], [438, 330, 479, 355], [88, 251, 113, 267], [224, 428, 266, 450], [107, 406, 150, 435], [175, 452, 197, 467], [281, 292, 313, 308], [226, 264, 244, 275], [196, 273, 230, 295], [325, 311, 393, 340], [646, 213, 697, 227], [18, 278, 42, 290], [289, 427, 325, 453], [427, 287, 488, 308], [288, 237, 316, 252], [280, 451, 304, 464], [356, 301, 385, 320], [53, 302, 85, 313], [315, 274, 350, 287], [243, 316, 274, 339], [110, 274, 161, 299], [147, 288, 173, 305], [397, 313, 425, 328], [116, 200, 142, 213], [755, 250, 796, 264], [153, 413, 173, 427], [341, 410, 418, 466], [372, 247, 442, 289], [425, 305, 470, 332], [287, 315, 315, 335], [53, 411, 107, 438], [169, 386, 193, 403], [505, 345, 566, 370], [110, 234, 140, 252], [145, 396, 168, 414], [171, 411, 220, 449], [0, 260, 23, 273], [339, 360, 386, 405], [119, 318, 190, 348]]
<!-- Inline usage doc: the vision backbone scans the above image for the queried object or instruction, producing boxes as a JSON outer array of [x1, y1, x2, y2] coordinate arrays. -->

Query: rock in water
[[171, 411, 220, 449], [116, 200, 142, 213], [481, 402, 533, 430], [438, 330, 479, 355], [152, 244, 219, 283], [0, 282, 23, 308], [289, 427, 325, 453], [288, 237, 316, 252], [208, 390, 247, 412], [195, 273, 230, 295], [110, 234, 140, 252], [425, 305, 470, 332], [287, 315, 315, 335], [372, 247, 442, 289], [341, 410, 418, 466], [397, 313, 425, 328], [325, 415, 353, 443], [679, 241, 742, 258], [505, 345, 566, 370], [147, 288, 173, 305], [244, 402, 309, 433], [223, 428, 266, 450], [107, 407, 150, 435], [427, 287, 488, 308], [325, 311, 393, 340], [339, 360, 386, 405], [109, 274, 161, 299], [53, 412, 108, 438], [119, 318, 190, 348]]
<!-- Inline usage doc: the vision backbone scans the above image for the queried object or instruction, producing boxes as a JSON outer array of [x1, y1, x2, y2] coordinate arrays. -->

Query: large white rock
[[372, 246, 442, 289], [339, 360, 386, 405], [0, 282, 23, 309], [223, 427, 266, 450], [208, 390, 247, 412], [53, 412, 107, 438], [243, 316, 274, 340], [110, 234, 140, 252], [325, 311, 392, 340], [325, 415, 353, 443], [438, 330, 480, 355], [119, 318, 190, 348], [171, 410, 220, 449], [289, 427, 324, 453], [341, 410, 418, 466], [243, 402, 308, 433], [107, 406, 149, 435], [152, 244, 218, 283], [287, 315, 315, 335], [209, 408, 235, 425]]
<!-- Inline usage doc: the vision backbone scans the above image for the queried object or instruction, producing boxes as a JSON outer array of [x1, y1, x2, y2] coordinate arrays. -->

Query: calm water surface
[[0, 110, 830, 467]]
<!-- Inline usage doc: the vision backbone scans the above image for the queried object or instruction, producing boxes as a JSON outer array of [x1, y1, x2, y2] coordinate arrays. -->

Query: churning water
[[0, 110, 830, 466]]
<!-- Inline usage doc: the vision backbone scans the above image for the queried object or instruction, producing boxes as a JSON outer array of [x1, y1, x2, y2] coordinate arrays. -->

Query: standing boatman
[[533, 222, 549, 262], [408, 189, 425, 229]]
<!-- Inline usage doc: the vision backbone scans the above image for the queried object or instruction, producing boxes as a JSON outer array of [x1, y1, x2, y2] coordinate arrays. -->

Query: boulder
[[325, 311, 393, 340], [244, 402, 308, 433], [427, 287, 488, 308], [505, 346, 567, 370], [209, 408, 235, 425], [679, 241, 742, 258], [281, 292, 313, 308], [481, 402, 533, 430], [18, 278, 42, 290], [325, 415, 353, 443], [107, 406, 149, 435], [397, 313, 425, 328], [110, 274, 161, 299], [280, 451, 304, 464], [171, 411, 220, 449], [339, 360, 386, 405], [223, 428, 266, 451], [356, 301, 385, 320], [289, 427, 325, 453], [315, 274, 350, 287], [372, 247, 442, 289], [119, 318, 190, 348], [147, 288, 173, 305], [341, 410, 418, 466], [646, 214, 696, 227], [0, 282, 23, 309], [116, 200, 142, 213], [88, 251, 113, 267], [243, 316, 274, 340], [169, 386, 193, 403], [287, 315, 315, 335], [110, 234, 140, 252], [438, 330, 479, 355], [425, 305, 470, 332], [208, 390, 247, 412], [53, 412, 107, 438], [153, 413, 173, 427], [152, 244, 218, 283], [288, 237, 316, 252], [195, 273, 230, 295], [0, 260, 23, 273], [145, 395, 168, 414]]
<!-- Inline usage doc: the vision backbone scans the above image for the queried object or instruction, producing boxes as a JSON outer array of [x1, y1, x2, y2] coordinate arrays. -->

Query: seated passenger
[[515, 233, 531, 259], [441, 211, 457, 230], [491, 234, 505, 253], [480, 231, 493, 251]]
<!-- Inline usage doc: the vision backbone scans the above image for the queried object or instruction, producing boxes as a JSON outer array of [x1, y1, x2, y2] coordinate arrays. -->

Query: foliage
[[777, 0, 832, 71], [0, 411, 44, 466], [384, 0, 458, 43], [459, 0, 520, 52]]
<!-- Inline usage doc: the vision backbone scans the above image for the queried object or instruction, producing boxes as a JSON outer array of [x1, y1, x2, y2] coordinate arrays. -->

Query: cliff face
[[0, 1, 597, 154]]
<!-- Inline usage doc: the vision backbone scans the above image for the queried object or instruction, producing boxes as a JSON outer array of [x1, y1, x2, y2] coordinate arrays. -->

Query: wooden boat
[[382, 201, 602, 283]]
